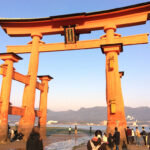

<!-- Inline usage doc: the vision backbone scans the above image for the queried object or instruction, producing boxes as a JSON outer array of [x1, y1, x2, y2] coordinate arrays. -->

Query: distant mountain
[[47, 106, 107, 123], [8, 106, 150, 124], [47, 106, 150, 123]]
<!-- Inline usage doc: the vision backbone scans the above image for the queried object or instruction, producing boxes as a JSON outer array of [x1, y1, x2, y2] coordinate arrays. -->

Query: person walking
[[140, 126, 147, 145], [108, 133, 114, 150], [113, 127, 120, 150], [135, 127, 140, 146]]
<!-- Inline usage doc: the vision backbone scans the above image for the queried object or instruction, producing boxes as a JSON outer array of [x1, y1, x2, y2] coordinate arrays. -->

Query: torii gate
[[0, 2, 150, 142]]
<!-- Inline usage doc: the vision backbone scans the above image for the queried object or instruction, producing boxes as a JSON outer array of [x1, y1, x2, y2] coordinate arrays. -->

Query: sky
[[0, 0, 150, 111]]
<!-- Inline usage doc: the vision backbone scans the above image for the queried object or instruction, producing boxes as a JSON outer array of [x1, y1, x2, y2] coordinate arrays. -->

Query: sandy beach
[[0, 133, 149, 150], [0, 134, 84, 150]]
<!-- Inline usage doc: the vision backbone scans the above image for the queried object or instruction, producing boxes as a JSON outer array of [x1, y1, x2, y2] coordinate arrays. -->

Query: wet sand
[[0, 134, 149, 150], [0, 134, 83, 150]]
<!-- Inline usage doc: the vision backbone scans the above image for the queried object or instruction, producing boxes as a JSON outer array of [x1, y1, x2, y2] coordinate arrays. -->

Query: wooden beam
[[13, 71, 30, 85], [0, 105, 41, 117], [8, 106, 25, 116], [0, 66, 44, 91], [7, 33, 149, 54]]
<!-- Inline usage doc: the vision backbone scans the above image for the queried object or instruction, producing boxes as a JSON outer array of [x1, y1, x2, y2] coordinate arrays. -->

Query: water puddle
[[45, 136, 91, 150]]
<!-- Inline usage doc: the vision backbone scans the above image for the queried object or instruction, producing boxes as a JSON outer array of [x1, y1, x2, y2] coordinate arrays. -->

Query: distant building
[[47, 120, 58, 124]]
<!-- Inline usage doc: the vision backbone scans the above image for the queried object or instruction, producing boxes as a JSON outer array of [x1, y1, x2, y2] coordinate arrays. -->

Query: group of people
[[126, 126, 150, 149], [68, 125, 78, 135], [87, 127, 121, 150], [8, 124, 23, 142]]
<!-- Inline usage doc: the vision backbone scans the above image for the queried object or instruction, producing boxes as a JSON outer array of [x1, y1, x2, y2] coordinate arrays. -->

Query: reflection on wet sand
[[45, 135, 91, 150]]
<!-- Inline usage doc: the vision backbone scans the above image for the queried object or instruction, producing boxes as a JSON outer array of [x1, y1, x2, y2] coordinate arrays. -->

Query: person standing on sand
[[75, 125, 78, 135], [126, 126, 132, 144], [108, 133, 114, 150], [102, 133, 108, 143], [131, 128, 135, 144], [26, 127, 43, 150], [140, 126, 147, 145], [135, 127, 140, 146], [87, 130, 107, 150], [68, 126, 72, 134], [113, 127, 120, 150]]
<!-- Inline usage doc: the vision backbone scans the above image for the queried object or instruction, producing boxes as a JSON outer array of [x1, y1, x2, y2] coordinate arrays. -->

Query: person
[[108, 133, 114, 150], [126, 127, 132, 144], [17, 132, 24, 141], [140, 126, 147, 145], [75, 125, 78, 135], [135, 127, 140, 146], [10, 128, 15, 142], [102, 133, 108, 143], [90, 126, 92, 134], [7, 124, 11, 140], [87, 130, 106, 150], [68, 126, 72, 134], [26, 127, 43, 150], [113, 127, 120, 150], [131, 128, 135, 144], [147, 128, 150, 150]]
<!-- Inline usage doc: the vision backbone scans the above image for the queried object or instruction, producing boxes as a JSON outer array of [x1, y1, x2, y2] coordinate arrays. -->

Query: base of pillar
[[0, 123, 8, 143], [18, 108, 35, 141], [39, 126, 46, 139], [107, 120, 127, 141]]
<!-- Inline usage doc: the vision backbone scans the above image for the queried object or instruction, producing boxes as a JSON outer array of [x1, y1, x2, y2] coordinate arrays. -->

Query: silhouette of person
[[113, 127, 120, 150], [26, 127, 43, 150]]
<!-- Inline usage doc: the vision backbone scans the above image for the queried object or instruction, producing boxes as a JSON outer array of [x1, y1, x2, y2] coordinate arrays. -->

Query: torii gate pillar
[[101, 25, 127, 140], [38, 75, 53, 139], [0, 53, 22, 143], [18, 32, 42, 140]]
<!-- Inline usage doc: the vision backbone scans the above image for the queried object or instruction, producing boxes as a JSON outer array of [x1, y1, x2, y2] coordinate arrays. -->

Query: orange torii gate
[[0, 2, 150, 142]]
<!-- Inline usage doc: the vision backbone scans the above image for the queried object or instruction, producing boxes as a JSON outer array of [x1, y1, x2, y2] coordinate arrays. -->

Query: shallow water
[[47, 124, 106, 131], [45, 136, 91, 150]]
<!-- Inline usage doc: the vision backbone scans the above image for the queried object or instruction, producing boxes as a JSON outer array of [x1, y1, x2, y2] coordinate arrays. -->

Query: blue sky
[[0, 0, 150, 111]]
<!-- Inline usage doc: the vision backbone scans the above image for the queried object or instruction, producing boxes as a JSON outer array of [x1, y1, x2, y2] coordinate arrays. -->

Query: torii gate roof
[[0, 2, 150, 37]]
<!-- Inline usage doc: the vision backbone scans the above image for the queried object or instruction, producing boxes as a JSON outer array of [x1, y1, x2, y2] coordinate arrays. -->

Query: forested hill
[[47, 106, 150, 123]]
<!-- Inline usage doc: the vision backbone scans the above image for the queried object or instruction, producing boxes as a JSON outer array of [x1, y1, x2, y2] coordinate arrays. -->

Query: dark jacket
[[113, 131, 120, 145], [87, 137, 107, 150], [108, 134, 114, 148], [140, 130, 147, 136], [26, 131, 43, 150]]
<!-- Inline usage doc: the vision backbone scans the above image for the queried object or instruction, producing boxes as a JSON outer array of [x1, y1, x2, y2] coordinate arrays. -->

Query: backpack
[[90, 140, 101, 150]]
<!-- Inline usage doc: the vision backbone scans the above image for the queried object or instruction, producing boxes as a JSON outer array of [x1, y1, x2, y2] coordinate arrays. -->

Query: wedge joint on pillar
[[100, 43, 123, 55], [0, 52, 22, 62], [38, 75, 53, 81], [31, 32, 43, 39], [119, 71, 124, 78]]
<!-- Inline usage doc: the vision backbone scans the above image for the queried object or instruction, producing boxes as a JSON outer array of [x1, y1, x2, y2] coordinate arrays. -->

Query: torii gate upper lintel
[[0, 2, 150, 142]]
